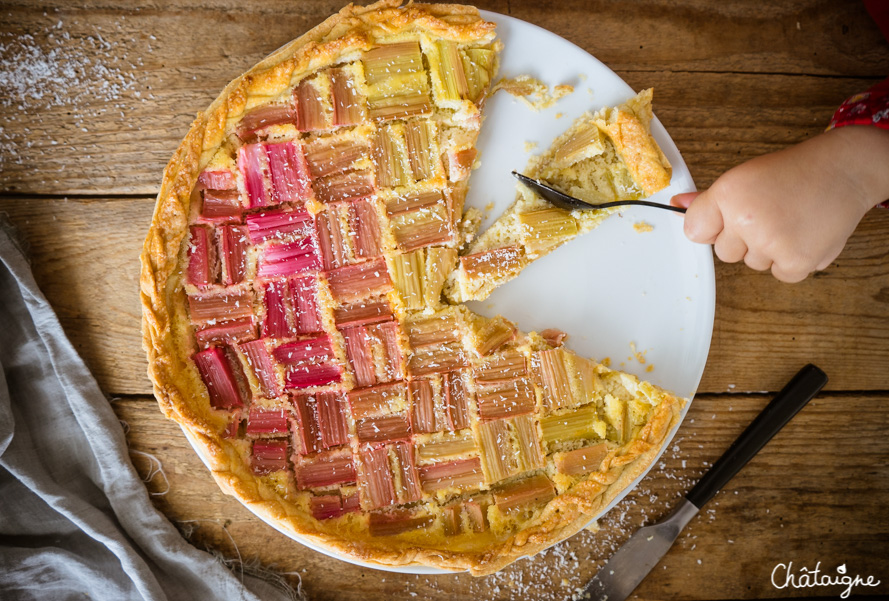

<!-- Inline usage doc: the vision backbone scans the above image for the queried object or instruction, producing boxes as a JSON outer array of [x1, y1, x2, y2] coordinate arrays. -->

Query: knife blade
[[576, 364, 828, 601]]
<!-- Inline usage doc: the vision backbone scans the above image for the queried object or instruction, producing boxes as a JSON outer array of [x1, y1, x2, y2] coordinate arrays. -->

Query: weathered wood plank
[[0, 1, 886, 196], [1, 195, 887, 395], [113, 392, 889, 601]]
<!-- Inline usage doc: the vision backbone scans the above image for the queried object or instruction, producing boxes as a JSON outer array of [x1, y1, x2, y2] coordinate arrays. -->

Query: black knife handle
[[685, 364, 828, 509]]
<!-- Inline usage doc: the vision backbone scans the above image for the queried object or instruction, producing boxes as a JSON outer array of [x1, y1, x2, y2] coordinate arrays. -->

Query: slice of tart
[[141, 0, 685, 576], [445, 88, 672, 303]]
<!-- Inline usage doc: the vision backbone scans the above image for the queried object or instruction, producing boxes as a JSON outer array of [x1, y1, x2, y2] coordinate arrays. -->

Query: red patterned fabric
[[827, 3, 889, 207]]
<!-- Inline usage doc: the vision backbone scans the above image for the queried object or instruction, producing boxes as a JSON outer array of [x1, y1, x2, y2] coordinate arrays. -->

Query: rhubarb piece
[[358, 445, 397, 509], [284, 362, 342, 389], [295, 450, 356, 489], [238, 339, 280, 397], [419, 457, 483, 493], [251, 439, 289, 474], [404, 119, 437, 181], [290, 276, 323, 334], [200, 189, 242, 224], [388, 201, 453, 251], [362, 42, 424, 84], [409, 378, 440, 433], [245, 208, 313, 245], [246, 406, 290, 436], [473, 316, 517, 356], [334, 297, 393, 328], [444, 371, 471, 431], [310, 494, 345, 520], [374, 124, 409, 188], [342, 491, 361, 513], [187, 288, 254, 325], [340, 326, 376, 388], [193, 347, 245, 409], [217, 225, 249, 286], [407, 343, 467, 377], [260, 279, 294, 338], [423, 247, 457, 306], [329, 67, 366, 127], [518, 209, 578, 253], [348, 382, 407, 420], [236, 103, 294, 139], [368, 321, 404, 383], [266, 141, 312, 205], [604, 394, 633, 444], [390, 250, 425, 310], [294, 77, 331, 132], [199, 169, 236, 190], [363, 43, 432, 121], [462, 47, 495, 102], [385, 190, 443, 216], [326, 258, 392, 303], [540, 328, 568, 348], [405, 312, 460, 349], [222, 409, 243, 439], [475, 378, 536, 420], [474, 351, 527, 384], [257, 237, 320, 278], [539, 404, 599, 444], [575, 355, 603, 404], [394, 441, 422, 503], [315, 207, 349, 270], [441, 503, 461, 535], [460, 245, 525, 280], [513, 415, 545, 472], [536, 349, 574, 411], [238, 143, 271, 208], [432, 40, 469, 102], [416, 430, 477, 462], [477, 418, 518, 483], [493, 474, 556, 513], [291, 394, 322, 455], [185, 225, 215, 289], [368, 510, 434, 536], [312, 169, 375, 204], [195, 317, 256, 348], [315, 391, 350, 449], [274, 336, 335, 365], [348, 199, 383, 259], [463, 499, 489, 532], [306, 139, 369, 179], [555, 443, 609, 477], [356, 414, 411, 443]]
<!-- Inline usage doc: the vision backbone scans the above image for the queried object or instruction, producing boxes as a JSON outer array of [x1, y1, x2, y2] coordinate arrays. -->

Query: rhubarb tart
[[140, 0, 684, 575]]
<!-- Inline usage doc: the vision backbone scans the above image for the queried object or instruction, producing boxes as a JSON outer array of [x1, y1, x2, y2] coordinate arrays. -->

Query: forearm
[[826, 125, 889, 211]]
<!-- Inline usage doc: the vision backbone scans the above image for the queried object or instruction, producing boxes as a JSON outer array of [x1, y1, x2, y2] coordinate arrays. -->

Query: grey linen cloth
[[0, 219, 301, 601]]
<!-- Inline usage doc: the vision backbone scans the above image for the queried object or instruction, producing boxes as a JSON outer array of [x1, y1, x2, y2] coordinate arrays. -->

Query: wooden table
[[2, 1, 888, 599]]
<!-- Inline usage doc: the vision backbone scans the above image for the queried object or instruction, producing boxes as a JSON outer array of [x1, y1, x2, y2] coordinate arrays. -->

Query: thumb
[[680, 188, 724, 245]]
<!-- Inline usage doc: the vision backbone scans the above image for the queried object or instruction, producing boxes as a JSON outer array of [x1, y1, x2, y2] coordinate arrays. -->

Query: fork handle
[[597, 199, 687, 213], [685, 364, 828, 509]]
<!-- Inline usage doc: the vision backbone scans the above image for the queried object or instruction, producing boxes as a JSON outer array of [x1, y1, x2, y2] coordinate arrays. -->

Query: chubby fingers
[[672, 189, 725, 245]]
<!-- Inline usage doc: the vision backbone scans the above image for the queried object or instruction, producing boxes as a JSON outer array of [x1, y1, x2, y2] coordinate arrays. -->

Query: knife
[[576, 363, 829, 601]]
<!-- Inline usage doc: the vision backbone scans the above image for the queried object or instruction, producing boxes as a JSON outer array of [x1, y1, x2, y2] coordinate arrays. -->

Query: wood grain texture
[[0, 1, 886, 195], [1, 196, 887, 396], [113, 392, 889, 601]]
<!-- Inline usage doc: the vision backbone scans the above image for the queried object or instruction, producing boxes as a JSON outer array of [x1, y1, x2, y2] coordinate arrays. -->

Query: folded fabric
[[0, 216, 301, 601]]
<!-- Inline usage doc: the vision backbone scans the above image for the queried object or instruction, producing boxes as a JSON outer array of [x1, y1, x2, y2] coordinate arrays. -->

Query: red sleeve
[[828, 78, 889, 208]]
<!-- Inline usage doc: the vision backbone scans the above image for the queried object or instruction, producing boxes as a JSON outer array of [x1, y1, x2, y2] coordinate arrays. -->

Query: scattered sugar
[[0, 16, 149, 172]]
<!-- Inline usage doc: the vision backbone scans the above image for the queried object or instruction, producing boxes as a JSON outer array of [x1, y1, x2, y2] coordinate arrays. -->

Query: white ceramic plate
[[184, 10, 714, 575]]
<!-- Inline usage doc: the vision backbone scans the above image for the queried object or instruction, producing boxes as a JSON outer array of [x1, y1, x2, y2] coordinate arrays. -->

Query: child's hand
[[672, 126, 889, 282]]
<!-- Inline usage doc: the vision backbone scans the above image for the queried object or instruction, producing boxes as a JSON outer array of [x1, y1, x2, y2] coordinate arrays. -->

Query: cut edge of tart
[[445, 88, 673, 303], [140, 0, 686, 577]]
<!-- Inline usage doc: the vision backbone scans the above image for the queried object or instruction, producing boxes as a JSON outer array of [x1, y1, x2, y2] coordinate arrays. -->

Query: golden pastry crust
[[140, 0, 686, 576]]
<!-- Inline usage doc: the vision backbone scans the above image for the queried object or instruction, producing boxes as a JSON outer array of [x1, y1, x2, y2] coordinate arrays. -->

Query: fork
[[512, 171, 687, 214]]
